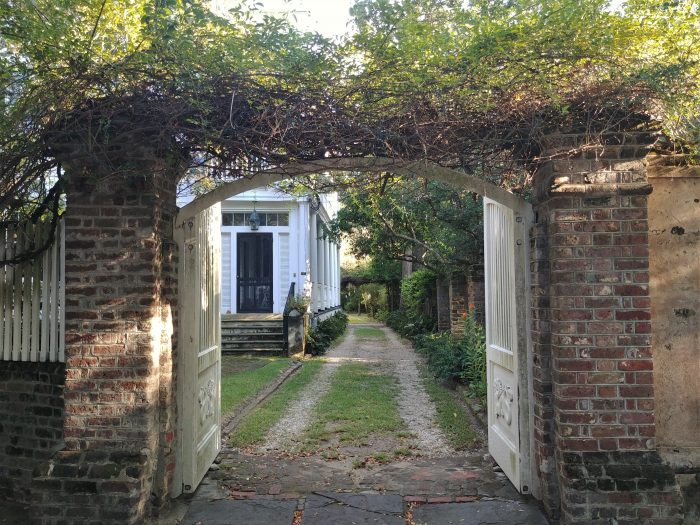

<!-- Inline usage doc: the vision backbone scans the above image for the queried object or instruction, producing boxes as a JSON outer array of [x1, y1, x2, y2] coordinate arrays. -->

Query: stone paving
[[211, 448, 518, 499], [178, 481, 549, 525]]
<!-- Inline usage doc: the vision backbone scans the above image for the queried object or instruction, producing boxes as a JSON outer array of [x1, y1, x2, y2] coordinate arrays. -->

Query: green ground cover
[[221, 357, 291, 416], [347, 313, 371, 324], [228, 360, 324, 447], [353, 326, 387, 341], [304, 362, 404, 449], [418, 362, 481, 450]]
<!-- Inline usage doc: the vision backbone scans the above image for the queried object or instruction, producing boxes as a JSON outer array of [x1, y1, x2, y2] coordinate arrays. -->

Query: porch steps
[[221, 316, 286, 355]]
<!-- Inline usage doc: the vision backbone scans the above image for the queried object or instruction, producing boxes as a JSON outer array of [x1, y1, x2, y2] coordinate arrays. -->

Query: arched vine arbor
[[0, 73, 687, 525]]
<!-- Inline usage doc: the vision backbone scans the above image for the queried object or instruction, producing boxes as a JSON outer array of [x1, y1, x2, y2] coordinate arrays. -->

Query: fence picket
[[20, 223, 33, 361], [12, 226, 22, 361], [30, 226, 42, 362], [48, 225, 59, 362]]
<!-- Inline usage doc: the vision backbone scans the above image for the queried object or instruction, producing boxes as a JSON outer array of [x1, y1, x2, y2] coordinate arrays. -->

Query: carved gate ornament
[[198, 379, 216, 425], [494, 378, 514, 426]]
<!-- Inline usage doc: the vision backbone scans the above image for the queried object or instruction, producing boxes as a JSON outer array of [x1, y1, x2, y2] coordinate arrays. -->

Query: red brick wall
[[449, 267, 485, 338], [31, 169, 179, 525], [0, 362, 65, 504], [533, 132, 683, 524], [530, 208, 560, 518]]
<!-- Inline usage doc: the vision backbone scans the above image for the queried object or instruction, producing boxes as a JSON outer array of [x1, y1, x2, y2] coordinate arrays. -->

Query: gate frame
[[173, 157, 537, 499]]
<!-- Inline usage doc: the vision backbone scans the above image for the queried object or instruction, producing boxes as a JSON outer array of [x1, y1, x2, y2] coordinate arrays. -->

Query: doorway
[[237, 233, 273, 313]]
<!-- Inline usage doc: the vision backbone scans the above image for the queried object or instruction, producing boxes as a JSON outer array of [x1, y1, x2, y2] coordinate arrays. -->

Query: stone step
[[221, 348, 287, 356], [222, 328, 284, 335], [221, 317, 287, 355], [222, 340, 285, 349], [222, 333, 285, 342]]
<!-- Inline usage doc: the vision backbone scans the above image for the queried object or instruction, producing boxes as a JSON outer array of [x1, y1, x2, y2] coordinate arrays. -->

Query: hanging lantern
[[248, 199, 260, 230]]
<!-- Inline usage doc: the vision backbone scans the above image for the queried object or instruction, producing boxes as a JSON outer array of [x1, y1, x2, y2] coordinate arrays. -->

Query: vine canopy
[[0, 0, 698, 234]]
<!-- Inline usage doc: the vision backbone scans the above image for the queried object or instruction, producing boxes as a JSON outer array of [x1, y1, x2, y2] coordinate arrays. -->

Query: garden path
[[259, 320, 453, 456], [208, 321, 516, 500]]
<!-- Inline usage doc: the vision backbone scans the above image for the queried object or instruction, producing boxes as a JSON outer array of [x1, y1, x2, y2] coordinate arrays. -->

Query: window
[[222, 212, 289, 227]]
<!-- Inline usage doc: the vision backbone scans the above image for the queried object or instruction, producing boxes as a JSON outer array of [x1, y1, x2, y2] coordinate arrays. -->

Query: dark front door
[[237, 233, 273, 313]]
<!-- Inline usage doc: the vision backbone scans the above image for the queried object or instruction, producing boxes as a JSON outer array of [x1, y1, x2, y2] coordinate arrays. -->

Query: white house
[[206, 186, 341, 317]]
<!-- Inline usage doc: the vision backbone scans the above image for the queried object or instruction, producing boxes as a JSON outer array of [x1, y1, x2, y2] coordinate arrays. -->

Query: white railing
[[0, 219, 65, 363]]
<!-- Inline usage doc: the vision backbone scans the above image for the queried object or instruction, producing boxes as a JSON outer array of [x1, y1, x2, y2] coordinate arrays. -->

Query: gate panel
[[483, 197, 533, 495], [177, 203, 222, 495]]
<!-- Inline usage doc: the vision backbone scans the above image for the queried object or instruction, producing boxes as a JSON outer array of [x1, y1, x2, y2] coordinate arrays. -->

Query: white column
[[317, 223, 324, 310], [332, 242, 338, 308], [324, 236, 331, 309], [329, 242, 335, 308], [335, 244, 341, 306], [310, 212, 318, 312]]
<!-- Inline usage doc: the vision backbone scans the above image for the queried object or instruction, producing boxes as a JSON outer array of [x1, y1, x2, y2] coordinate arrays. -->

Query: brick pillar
[[533, 131, 683, 524], [449, 272, 468, 337], [466, 266, 485, 325], [530, 212, 560, 518], [31, 167, 179, 525], [436, 276, 451, 331]]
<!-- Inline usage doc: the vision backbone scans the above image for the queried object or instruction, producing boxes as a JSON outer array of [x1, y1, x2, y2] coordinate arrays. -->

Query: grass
[[222, 355, 279, 377], [418, 362, 481, 450], [228, 360, 324, 447], [221, 358, 292, 416], [347, 313, 372, 324], [353, 326, 387, 341], [303, 362, 405, 449]]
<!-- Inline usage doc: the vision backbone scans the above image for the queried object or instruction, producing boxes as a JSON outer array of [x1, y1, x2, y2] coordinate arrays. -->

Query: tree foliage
[[333, 175, 483, 274], [0, 0, 698, 264]]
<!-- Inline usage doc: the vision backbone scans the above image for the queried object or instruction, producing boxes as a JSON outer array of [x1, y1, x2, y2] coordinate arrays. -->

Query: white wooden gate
[[175, 203, 222, 495], [483, 197, 534, 496]]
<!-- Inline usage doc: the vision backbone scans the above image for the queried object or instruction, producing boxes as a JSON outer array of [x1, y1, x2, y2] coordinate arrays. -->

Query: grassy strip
[[347, 313, 371, 324], [221, 358, 292, 416], [353, 326, 387, 341], [418, 362, 481, 450], [228, 360, 323, 447], [304, 362, 404, 448]]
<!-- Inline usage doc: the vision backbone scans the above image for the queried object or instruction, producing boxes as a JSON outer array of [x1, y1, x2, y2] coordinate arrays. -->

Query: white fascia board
[[223, 185, 297, 203]]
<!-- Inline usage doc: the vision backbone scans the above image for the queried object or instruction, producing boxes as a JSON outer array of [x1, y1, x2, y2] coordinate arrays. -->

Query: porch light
[[248, 199, 260, 230]]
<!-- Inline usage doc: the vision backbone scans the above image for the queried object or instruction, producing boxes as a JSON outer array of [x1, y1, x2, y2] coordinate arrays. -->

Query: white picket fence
[[0, 219, 65, 363]]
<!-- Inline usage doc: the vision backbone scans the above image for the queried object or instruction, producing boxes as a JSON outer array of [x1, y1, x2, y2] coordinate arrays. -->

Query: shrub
[[412, 311, 486, 401], [343, 283, 387, 317], [306, 310, 349, 355], [385, 269, 436, 340], [286, 294, 309, 313], [459, 312, 487, 400], [385, 269, 436, 338]]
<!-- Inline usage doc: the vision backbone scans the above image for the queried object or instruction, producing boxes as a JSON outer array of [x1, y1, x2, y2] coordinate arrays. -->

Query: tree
[[332, 174, 484, 275], [0, 0, 339, 227], [1, 0, 698, 266]]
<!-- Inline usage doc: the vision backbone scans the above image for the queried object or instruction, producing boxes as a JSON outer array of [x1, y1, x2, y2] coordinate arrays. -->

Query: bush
[[413, 311, 486, 401], [286, 294, 309, 313], [306, 310, 349, 356], [342, 283, 387, 317], [385, 269, 436, 338]]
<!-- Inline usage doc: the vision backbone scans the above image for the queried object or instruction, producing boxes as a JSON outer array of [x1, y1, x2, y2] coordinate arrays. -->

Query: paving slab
[[301, 493, 405, 525], [181, 498, 297, 525], [0, 499, 30, 525], [412, 500, 549, 525]]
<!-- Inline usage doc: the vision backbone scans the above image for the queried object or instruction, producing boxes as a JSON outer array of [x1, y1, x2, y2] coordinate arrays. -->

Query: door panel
[[484, 198, 524, 492], [237, 233, 273, 313], [177, 203, 222, 495]]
